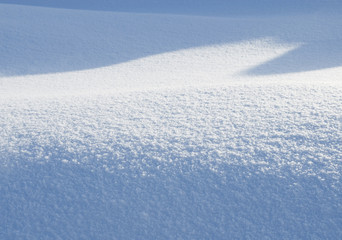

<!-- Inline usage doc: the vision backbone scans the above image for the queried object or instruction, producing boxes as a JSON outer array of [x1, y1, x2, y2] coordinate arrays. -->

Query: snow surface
[[1, 1, 342, 239], [2, 0, 342, 15]]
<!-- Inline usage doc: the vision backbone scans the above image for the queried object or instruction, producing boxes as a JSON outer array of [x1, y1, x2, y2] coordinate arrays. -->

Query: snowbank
[[1, 1, 342, 239]]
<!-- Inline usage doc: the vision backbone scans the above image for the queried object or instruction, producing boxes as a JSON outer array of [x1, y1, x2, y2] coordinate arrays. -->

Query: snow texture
[[1, 1, 342, 239]]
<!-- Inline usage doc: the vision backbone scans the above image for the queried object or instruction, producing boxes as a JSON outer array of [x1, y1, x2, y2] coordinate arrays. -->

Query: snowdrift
[[1, 1, 342, 239], [1, 3, 342, 78]]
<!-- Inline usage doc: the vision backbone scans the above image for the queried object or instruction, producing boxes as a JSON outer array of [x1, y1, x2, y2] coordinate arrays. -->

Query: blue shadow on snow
[[1, 160, 341, 239], [0, 0, 342, 77]]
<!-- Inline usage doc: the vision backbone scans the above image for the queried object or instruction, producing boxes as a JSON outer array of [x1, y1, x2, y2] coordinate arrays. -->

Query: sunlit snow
[[1, 1, 342, 239]]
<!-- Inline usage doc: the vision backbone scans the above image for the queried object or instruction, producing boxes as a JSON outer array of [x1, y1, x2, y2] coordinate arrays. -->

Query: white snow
[[1, 1, 342, 239]]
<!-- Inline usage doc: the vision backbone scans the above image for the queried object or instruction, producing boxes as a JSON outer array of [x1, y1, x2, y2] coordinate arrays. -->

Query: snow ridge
[[1, 1, 342, 239]]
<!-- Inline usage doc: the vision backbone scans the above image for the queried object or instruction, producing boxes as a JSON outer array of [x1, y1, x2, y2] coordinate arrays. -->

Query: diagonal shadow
[[0, 1, 341, 77], [246, 40, 342, 75]]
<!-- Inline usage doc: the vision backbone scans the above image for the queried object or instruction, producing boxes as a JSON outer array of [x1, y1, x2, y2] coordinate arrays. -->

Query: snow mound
[[1, 3, 341, 95], [1, 1, 342, 239], [1, 86, 342, 239]]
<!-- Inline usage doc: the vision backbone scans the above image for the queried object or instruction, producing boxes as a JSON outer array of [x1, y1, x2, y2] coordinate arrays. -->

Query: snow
[[1, 1, 342, 239], [2, 0, 342, 15]]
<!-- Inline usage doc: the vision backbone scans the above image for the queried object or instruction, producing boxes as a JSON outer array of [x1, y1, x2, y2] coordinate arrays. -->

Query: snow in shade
[[0, 0, 342, 239]]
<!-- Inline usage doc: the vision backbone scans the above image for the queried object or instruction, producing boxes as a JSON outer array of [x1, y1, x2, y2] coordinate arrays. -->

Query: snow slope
[[1, 1, 342, 239], [2, 0, 342, 15]]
